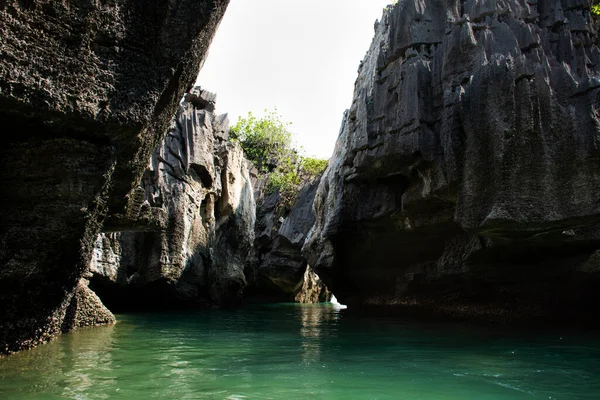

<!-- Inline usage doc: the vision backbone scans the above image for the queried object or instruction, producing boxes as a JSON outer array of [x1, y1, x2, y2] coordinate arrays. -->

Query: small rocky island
[[2, 0, 600, 356]]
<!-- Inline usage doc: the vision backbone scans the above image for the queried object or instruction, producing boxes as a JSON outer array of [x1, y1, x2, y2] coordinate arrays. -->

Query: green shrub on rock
[[230, 110, 293, 172], [231, 110, 328, 207], [300, 157, 328, 179]]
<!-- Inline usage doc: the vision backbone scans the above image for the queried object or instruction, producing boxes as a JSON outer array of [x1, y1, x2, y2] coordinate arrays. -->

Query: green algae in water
[[1, 304, 600, 399]]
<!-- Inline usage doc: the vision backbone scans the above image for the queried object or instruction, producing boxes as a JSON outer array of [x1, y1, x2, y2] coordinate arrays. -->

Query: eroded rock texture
[[0, 0, 229, 354], [294, 266, 332, 304], [305, 0, 600, 322], [89, 90, 255, 310], [251, 180, 330, 303]]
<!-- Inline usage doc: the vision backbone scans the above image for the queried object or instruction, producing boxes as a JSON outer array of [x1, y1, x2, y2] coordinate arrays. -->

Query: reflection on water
[[0, 324, 117, 400], [62, 325, 116, 400], [1, 304, 600, 400], [299, 304, 342, 365]]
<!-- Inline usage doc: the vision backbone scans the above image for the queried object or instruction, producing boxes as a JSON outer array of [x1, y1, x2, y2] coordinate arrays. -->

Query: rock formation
[[294, 265, 332, 304], [0, 0, 229, 354], [90, 95, 331, 308], [89, 89, 255, 311], [305, 0, 600, 322], [7, 0, 595, 356], [250, 180, 330, 303]]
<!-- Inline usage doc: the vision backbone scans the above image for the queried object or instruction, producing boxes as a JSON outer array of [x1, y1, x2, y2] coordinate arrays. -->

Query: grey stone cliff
[[89, 89, 256, 310], [0, 0, 229, 354], [251, 180, 330, 303], [304, 0, 600, 322]]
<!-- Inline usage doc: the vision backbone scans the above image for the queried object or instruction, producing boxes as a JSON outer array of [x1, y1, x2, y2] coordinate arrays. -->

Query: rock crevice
[[249, 179, 331, 303]]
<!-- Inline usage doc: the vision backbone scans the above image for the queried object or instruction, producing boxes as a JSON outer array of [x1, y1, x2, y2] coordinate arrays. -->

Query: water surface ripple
[[1, 304, 599, 399]]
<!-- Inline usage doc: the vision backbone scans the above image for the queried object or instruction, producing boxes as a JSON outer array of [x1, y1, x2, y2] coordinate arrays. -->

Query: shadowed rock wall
[[0, 0, 229, 354], [305, 0, 600, 322], [250, 180, 330, 303], [89, 89, 255, 310]]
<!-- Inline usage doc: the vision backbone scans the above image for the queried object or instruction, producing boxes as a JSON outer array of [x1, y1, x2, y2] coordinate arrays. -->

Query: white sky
[[196, 0, 392, 159]]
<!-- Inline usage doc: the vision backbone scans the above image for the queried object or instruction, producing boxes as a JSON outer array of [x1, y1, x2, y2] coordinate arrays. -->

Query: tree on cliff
[[230, 110, 328, 205], [230, 109, 294, 172]]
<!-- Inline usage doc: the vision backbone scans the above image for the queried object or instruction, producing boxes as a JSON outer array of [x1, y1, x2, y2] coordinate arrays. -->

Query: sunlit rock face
[[250, 180, 331, 303], [89, 89, 256, 310], [305, 0, 600, 322], [0, 0, 229, 353], [294, 266, 332, 304]]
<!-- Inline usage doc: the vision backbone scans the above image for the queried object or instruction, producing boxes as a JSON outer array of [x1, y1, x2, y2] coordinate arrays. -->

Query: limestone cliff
[[0, 0, 229, 354], [305, 0, 600, 322], [90, 91, 330, 307], [249, 180, 330, 303], [89, 89, 255, 310]]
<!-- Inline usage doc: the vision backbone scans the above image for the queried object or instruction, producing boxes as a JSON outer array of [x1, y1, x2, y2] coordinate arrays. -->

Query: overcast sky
[[196, 0, 392, 159]]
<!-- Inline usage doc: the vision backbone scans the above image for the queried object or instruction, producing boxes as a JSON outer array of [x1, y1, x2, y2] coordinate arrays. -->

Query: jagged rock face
[[89, 91, 256, 310], [305, 0, 600, 321], [251, 180, 330, 303], [294, 266, 331, 304], [0, 0, 229, 354], [64, 279, 117, 331]]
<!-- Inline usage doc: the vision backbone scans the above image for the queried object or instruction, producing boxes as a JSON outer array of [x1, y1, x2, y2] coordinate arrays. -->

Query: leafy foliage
[[593, 3, 600, 16], [300, 157, 328, 179], [230, 110, 293, 172], [231, 110, 328, 208]]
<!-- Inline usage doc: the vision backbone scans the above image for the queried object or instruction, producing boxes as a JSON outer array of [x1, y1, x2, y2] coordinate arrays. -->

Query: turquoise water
[[1, 304, 600, 400]]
